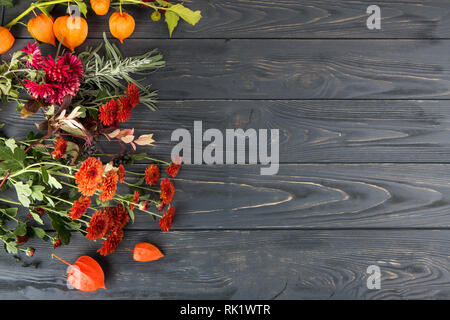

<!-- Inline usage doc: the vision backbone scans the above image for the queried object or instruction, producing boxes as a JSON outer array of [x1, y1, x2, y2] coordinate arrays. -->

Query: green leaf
[[41, 166, 49, 184], [10, 50, 23, 67], [13, 223, 27, 236], [30, 211, 44, 225], [47, 174, 62, 189], [165, 11, 179, 37], [127, 206, 135, 224], [13, 148, 26, 166], [130, 152, 147, 161], [5, 138, 17, 152], [32, 144, 47, 154], [32, 227, 46, 239], [168, 4, 202, 26], [4, 241, 18, 254], [14, 182, 32, 207], [74, 0, 87, 17], [31, 185, 45, 201], [48, 213, 71, 245], [44, 195, 55, 208], [0, 207, 18, 217]]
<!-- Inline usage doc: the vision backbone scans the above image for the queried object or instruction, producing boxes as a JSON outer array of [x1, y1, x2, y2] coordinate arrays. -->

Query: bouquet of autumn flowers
[[0, 36, 180, 259]]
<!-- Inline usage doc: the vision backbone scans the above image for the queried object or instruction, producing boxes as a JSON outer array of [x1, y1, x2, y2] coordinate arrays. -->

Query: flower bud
[[26, 247, 35, 257]]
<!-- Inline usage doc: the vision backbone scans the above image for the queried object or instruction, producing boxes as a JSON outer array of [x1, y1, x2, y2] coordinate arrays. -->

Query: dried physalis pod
[[129, 242, 164, 262]]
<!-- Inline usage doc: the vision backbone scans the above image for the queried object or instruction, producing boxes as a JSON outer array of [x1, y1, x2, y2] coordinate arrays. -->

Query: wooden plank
[[6, 38, 450, 100], [3, 163, 450, 229], [4, 100, 450, 163], [119, 163, 450, 229], [2, 38, 450, 99], [5, 0, 450, 39], [1, 229, 450, 299]]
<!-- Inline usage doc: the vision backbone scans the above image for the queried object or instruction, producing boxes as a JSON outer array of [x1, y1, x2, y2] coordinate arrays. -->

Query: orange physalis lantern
[[129, 242, 164, 262], [109, 12, 135, 44], [52, 254, 106, 292], [27, 13, 56, 46]]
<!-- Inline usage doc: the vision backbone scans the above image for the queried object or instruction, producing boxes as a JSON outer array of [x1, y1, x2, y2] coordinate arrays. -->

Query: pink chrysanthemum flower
[[21, 42, 43, 69], [23, 50, 84, 106], [23, 80, 54, 99]]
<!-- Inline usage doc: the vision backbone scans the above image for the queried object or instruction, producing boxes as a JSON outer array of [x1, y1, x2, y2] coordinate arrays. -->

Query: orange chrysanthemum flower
[[160, 178, 175, 205], [75, 157, 104, 197], [70, 196, 91, 220], [97, 227, 124, 256], [99, 99, 118, 126], [129, 191, 139, 211], [51, 137, 67, 159], [125, 83, 140, 107], [117, 164, 125, 183], [160, 205, 175, 232], [116, 96, 132, 123], [99, 170, 119, 202], [86, 208, 113, 241], [145, 164, 160, 186], [166, 163, 181, 178], [112, 204, 129, 229]]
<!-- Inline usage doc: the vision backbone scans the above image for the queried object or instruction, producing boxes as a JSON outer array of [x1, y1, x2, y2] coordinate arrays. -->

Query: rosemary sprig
[[78, 34, 165, 110]]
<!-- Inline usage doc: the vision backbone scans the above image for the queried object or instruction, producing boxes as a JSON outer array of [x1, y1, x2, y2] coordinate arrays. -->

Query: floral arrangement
[[0, 36, 181, 280], [0, 0, 202, 54]]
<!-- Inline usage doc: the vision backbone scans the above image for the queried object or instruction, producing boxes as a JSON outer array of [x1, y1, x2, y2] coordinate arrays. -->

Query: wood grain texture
[[4, 99, 450, 163], [5, 38, 450, 100], [1, 230, 450, 299], [3, 163, 450, 229], [123, 163, 450, 229], [5, 0, 450, 39]]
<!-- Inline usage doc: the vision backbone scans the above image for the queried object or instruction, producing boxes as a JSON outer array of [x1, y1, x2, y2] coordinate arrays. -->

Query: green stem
[[5, 0, 76, 28], [0, 197, 21, 206], [123, 181, 160, 193]]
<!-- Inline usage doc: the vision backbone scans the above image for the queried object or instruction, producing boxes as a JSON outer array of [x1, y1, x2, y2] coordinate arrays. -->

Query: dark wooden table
[[2, 0, 450, 299]]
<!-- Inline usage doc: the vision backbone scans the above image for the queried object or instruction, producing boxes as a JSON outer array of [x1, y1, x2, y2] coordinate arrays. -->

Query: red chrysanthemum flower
[[125, 83, 140, 107], [129, 191, 139, 211], [22, 42, 43, 69], [24, 80, 54, 100], [112, 204, 129, 229], [145, 164, 160, 186], [160, 178, 175, 205], [99, 99, 118, 127], [117, 164, 125, 183], [53, 238, 61, 249], [61, 52, 83, 79], [85, 208, 113, 241], [159, 205, 175, 232], [116, 96, 132, 123], [99, 170, 119, 202], [16, 234, 29, 244], [70, 196, 91, 220], [75, 157, 104, 197], [97, 227, 124, 256], [166, 163, 181, 178], [42, 55, 71, 83], [51, 136, 67, 159]]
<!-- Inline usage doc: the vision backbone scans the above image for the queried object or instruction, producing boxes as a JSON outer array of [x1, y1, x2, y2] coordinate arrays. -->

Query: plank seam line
[[49, 228, 450, 233], [12, 37, 450, 41]]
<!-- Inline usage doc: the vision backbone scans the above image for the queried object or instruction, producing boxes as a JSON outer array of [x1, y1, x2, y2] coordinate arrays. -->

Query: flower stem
[[51, 253, 71, 266]]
